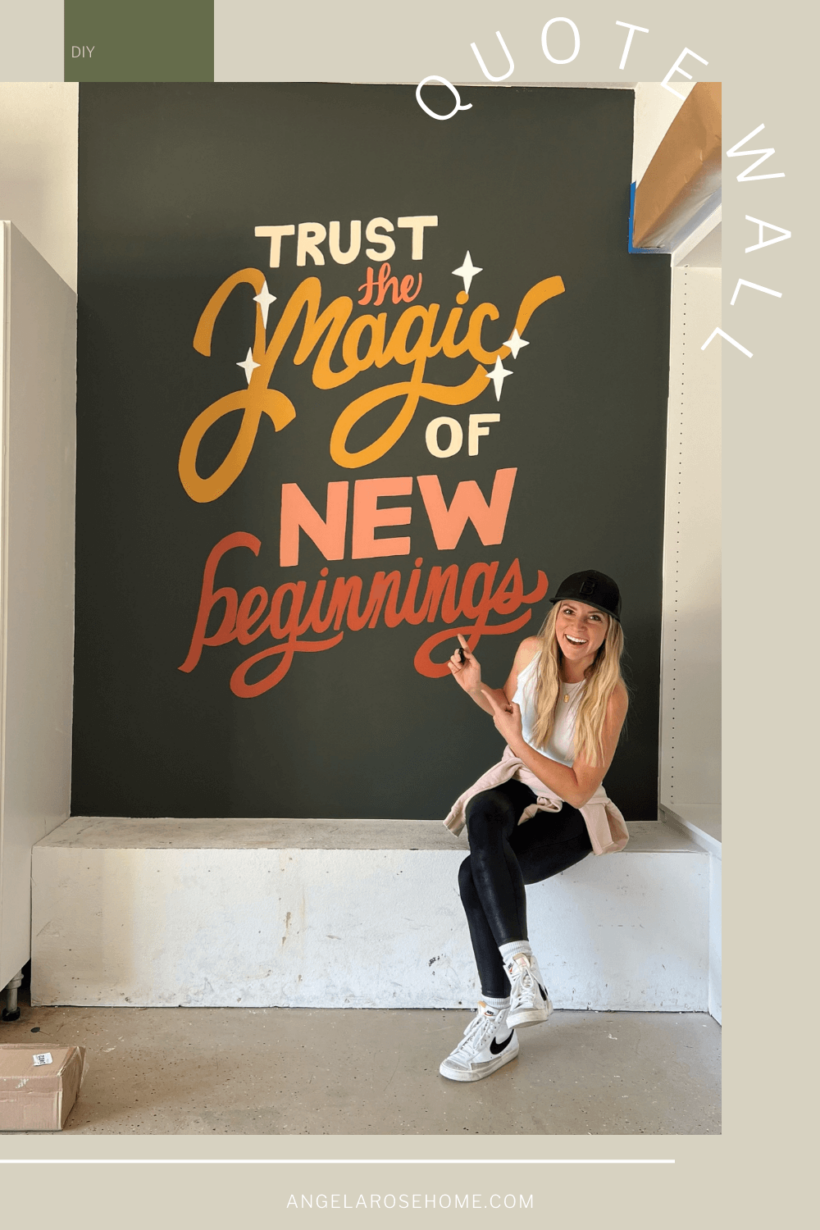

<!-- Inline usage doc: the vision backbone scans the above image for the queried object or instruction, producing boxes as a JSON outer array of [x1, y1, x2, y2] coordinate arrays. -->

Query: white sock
[[499, 940, 533, 966], [481, 995, 510, 1014]]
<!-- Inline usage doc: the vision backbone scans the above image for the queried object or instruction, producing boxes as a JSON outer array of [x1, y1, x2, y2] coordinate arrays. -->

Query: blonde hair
[[529, 604, 626, 767]]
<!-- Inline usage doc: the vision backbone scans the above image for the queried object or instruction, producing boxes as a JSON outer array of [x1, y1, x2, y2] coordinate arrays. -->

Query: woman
[[439, 569, 629, 1083]]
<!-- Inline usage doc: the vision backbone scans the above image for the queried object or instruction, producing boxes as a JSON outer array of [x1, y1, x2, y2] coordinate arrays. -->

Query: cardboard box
[[0, 1045, 86, 1131]]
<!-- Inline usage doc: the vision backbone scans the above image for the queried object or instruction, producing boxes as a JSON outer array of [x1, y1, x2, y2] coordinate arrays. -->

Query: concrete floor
[[1, 996, 720, 1135]]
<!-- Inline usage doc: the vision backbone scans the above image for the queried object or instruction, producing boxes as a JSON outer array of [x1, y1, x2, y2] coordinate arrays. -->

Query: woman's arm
[[448, 634, 539, 716], [485, 683, 629, 808]]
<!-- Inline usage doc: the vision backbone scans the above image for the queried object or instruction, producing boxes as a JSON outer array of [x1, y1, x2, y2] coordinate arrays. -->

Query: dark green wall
[[72, 83, 670, 820]]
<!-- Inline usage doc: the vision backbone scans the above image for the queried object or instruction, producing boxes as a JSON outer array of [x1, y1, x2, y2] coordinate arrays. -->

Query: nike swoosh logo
[[490, 1031, 515, 1055], [539, 984, 548, 1002]]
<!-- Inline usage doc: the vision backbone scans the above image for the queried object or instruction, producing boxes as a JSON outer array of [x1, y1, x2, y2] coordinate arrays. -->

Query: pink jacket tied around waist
[[443, 744, 629, 856]]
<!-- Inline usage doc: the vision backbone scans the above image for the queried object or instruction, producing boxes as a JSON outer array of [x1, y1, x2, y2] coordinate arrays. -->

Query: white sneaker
[[505, 954, 553, 1029], [439, 1002, 519, 1082]]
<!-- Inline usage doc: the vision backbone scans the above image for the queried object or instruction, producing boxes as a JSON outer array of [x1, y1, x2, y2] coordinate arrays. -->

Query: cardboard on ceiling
[[633, 81, 721, 251]]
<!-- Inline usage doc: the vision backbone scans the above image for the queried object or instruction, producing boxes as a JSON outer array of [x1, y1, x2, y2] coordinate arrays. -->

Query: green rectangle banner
[[65, 0, 213, 81]]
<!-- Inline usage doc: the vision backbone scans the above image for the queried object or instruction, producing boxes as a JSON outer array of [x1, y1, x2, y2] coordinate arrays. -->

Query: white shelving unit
[[631, 84, 722, 1022], [660, 221, 721, 1023], [0, 222, 76, 1008]]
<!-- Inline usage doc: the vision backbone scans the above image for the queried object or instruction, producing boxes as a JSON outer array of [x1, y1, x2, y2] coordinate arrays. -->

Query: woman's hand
[[447, 634, 481, 695], [485, 690, 524, 749]]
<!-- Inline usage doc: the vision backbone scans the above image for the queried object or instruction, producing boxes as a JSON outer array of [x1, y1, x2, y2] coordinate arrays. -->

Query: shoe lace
[[451, 1008, 499, 1059], [508, 957, 538, 1001]]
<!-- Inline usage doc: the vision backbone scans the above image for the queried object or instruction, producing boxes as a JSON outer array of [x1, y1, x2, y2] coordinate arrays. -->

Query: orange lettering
[[179, 532, 260, 672], [351, 477, 413, 559], [181, 534, 549, 695], [280, 481, 349, 567], [179, 273, 566, 499], [417, 469, 517, 550]]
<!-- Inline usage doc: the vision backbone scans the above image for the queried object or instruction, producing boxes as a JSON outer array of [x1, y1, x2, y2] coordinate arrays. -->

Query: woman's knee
[[458, 855, 480, 906], [465, 791, 510, 850], [519, 832, 593, 885]]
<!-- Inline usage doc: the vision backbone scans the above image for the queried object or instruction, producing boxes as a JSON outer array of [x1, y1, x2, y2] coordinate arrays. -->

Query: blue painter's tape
[[628, 181, 665, 255]]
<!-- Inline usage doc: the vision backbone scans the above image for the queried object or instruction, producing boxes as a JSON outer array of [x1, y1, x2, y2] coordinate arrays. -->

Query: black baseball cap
[[549, 570, 622, 622]]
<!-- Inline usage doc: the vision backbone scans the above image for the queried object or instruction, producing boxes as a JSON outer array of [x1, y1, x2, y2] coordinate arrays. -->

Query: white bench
[[659, 804, 722, 1022], [31, 816, 716, 1014]]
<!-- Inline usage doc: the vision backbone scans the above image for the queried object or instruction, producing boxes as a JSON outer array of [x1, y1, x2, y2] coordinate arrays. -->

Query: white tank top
[[512, 655, 585, 767]]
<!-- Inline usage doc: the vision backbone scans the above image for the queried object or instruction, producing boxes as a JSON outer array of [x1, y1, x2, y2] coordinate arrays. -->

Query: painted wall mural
[[72, 83, 670, 820]]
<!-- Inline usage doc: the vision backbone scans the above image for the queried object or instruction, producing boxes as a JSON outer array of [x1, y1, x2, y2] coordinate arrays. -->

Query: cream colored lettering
[[254, 224, 295, 267], [396, 215, 438, 259], [328, 219, 362, 264], [296, 222, 327, 266], [365, 217, 396, 261], [257, 218, 436, 264]]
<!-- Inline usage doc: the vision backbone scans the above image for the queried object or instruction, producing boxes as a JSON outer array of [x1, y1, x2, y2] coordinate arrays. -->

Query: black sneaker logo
[[539, 984, 548, 1002], [490, 1031, 514, 1055]]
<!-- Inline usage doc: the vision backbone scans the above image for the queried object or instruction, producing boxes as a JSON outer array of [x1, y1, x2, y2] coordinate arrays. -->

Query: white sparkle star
[[504, 328, 529, 359], [485, 356, 513, 401], [253, 281, 276, 327], [237, 348, 260, 384], [452, 251, 482, 294]]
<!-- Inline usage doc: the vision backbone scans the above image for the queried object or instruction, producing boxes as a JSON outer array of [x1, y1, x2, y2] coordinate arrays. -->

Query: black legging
[[458, 779, 593, 999]]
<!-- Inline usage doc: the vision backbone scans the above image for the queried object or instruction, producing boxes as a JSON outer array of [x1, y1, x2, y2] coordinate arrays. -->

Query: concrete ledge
[[35, 815, 699, 852], [34, 816, 469, 851], [32, 818, 710, 1013], [659, 804, 721, 858]]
